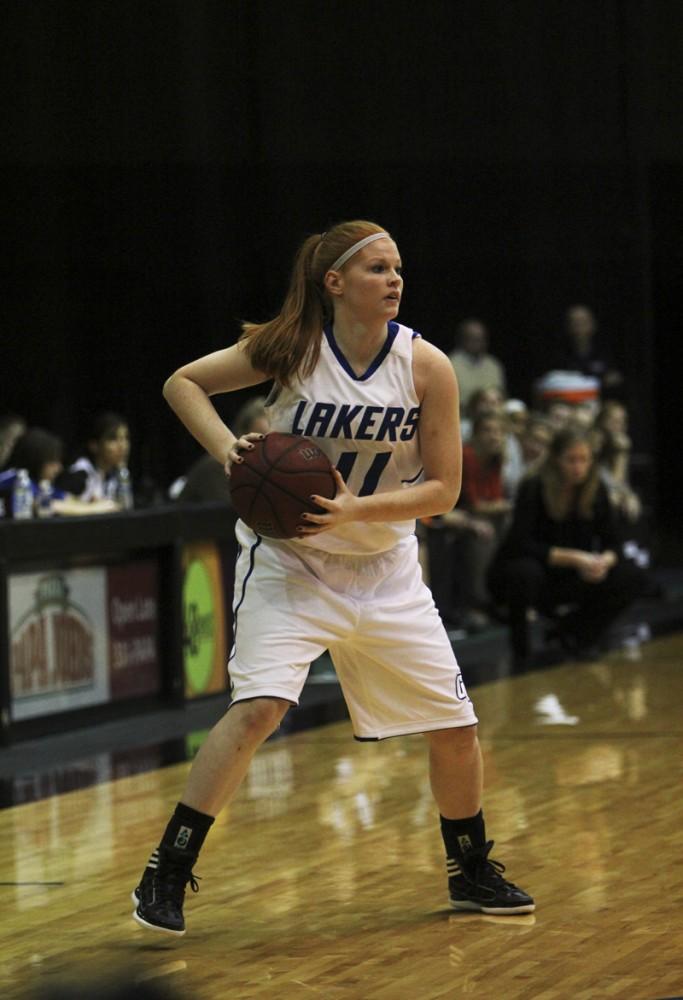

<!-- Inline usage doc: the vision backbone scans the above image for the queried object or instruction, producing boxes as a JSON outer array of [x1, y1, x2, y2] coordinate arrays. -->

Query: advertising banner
[[10, 569, 109, 720], [107, 561, 160, 699], [182, 542, 227, 698]]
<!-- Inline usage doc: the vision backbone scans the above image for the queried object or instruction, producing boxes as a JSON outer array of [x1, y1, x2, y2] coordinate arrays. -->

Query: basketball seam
[[234, 465, 337, 504], [253, 487, 289, 537], [262, 471, 336, 508], [234, 468, 336, 507], [231, 434, 336, 537], [263, 434, 310, 470]]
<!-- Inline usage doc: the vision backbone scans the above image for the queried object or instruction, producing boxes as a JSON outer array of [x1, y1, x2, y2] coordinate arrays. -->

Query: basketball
[[229, 432, 337, 538]]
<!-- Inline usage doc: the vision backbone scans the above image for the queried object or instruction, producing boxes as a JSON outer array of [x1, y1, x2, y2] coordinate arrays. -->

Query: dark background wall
[[3, 1, 682, 539]]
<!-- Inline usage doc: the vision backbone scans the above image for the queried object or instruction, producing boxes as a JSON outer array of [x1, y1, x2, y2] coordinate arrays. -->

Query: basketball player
[[132, 221, 534, 935]]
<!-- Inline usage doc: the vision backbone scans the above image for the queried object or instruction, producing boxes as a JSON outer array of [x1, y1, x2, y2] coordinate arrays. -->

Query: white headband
[[330, 232, 390, 271]]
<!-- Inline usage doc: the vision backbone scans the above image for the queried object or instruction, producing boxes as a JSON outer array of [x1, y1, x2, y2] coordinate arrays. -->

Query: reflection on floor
[[1, 571, 682, 810], [1, 634, 682, 1000]]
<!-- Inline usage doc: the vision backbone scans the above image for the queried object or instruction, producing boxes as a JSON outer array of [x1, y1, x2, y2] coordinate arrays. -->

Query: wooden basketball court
[[1, 633, 682, 999]]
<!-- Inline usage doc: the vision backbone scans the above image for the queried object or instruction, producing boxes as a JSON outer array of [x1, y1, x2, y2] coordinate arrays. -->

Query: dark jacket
[[495, 474, 622, 566]]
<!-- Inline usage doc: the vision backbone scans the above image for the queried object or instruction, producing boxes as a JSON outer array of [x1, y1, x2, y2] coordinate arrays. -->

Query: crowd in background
[[425, 304, 652, 665], [0, 303, 654, 665], [0, 411, 134, 518]]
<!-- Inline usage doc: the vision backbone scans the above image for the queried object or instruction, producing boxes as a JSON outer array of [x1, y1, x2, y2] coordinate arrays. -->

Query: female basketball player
[[133, 220, 534, 935]]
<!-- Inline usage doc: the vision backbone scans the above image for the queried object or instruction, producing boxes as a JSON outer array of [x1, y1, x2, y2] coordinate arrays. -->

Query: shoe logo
[[174, 825, 192, 849]]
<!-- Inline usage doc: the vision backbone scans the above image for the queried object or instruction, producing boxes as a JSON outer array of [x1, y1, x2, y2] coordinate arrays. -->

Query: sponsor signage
[[107, 561, 160, 699], [9, 561, 161, 721], [182, 542, 227, 698], [10, 569, 109, 720]]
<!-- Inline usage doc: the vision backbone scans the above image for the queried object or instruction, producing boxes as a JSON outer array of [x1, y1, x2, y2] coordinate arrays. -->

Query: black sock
[[440, 810, 486, 862], [159, 802, 215, 857]]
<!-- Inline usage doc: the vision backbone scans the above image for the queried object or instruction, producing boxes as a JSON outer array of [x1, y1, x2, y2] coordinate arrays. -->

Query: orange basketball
[[229, 432, 336, 538]]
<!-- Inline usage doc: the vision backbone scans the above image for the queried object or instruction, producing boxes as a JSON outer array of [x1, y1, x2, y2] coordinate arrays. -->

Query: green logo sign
[[182, 559, 215, 693]]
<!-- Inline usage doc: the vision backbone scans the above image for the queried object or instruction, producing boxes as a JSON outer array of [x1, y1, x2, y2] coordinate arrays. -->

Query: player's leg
[[181, 696, 291, 815], [425, 725, 534, 915], [133, 697, 290, 936], [132, 525, 346, 936], [337, 535, 534, 915], [427, 722, 482, 819]]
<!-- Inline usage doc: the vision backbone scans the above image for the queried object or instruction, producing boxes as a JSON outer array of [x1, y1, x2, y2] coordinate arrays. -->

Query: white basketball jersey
[[266, 321, 423, 555]]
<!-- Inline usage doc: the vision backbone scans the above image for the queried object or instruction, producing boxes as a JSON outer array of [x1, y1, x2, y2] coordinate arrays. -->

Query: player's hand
[[224, 433, 265, 476], [575, 552, 609, 583], [296, 468, 359, 534]]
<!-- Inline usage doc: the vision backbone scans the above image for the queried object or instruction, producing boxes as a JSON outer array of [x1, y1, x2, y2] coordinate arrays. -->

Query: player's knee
[[231, 697, 290, 743], [426, 723, 479, 752]]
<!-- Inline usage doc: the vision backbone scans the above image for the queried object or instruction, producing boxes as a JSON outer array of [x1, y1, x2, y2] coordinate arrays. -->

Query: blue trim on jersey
[[323, 322, 400, 381], [411, 331, 421, 339], [401, 467, 423, 484], [228, 533, 262, 663]]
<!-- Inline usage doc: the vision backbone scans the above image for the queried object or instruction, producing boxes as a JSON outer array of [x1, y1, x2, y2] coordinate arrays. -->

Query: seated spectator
[[461, 388, 524, 499], [67, 412, 131, 502], [487, 428, 647, 668], [592, 401, 642, 523], [172, 395, 270, 503], [461, 412, 513, 519], [543, 399, 575, 432], [460, 386, 505, 442], [424, 507, 496, 630], [519, 415, 553, 475], [534, 368, 601, 428], [591, 401, 650, 573], [0, 428, 118, 516], [503, 398, 528, 442], [448, 318, 507, 416], [0, 413, 27, 468], [568, 400, 598, 432], [455, 411, 513, 630], [550, 304, 624, 398], [0, 428, 67, 510]]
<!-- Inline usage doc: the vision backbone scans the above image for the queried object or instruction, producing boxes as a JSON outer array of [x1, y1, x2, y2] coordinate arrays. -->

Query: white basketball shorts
[[229, 520, 478, 740]]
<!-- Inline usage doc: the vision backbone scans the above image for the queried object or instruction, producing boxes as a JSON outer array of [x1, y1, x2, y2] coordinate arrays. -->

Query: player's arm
[[408, 338, 462, 513], [304, 341, 461, 529], [163, 342, 269, 466]]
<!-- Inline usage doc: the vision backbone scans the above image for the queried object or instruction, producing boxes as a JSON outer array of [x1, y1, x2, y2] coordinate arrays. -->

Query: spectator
[[593, 401, 645, 549], [68, 411, 130, 502], [0, 428, 68, 513], [568, 400, 598, 432], [0, 413, 27, 468], [460, 386, 505, 442], [7, 428, 64, 486], [0, 428, 118, 516], [456, 411, 513, 630], [543, 399, 574, 432], [461, 388, 524, 499], [424, 507, 497, 630], [503, 398, 528, 443], [487, 428, 646, 668], [551, 304, 624, 397], [172, 396, 270, 503], [461, 412, 512, 519], [519, 415, 553, 475], [448, 318, 507, 416]]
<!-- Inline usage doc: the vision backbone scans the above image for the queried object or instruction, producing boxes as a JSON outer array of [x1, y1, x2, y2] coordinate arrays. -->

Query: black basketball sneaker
[[447, 841, 535, 914], [132, 844, 200, 935]]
